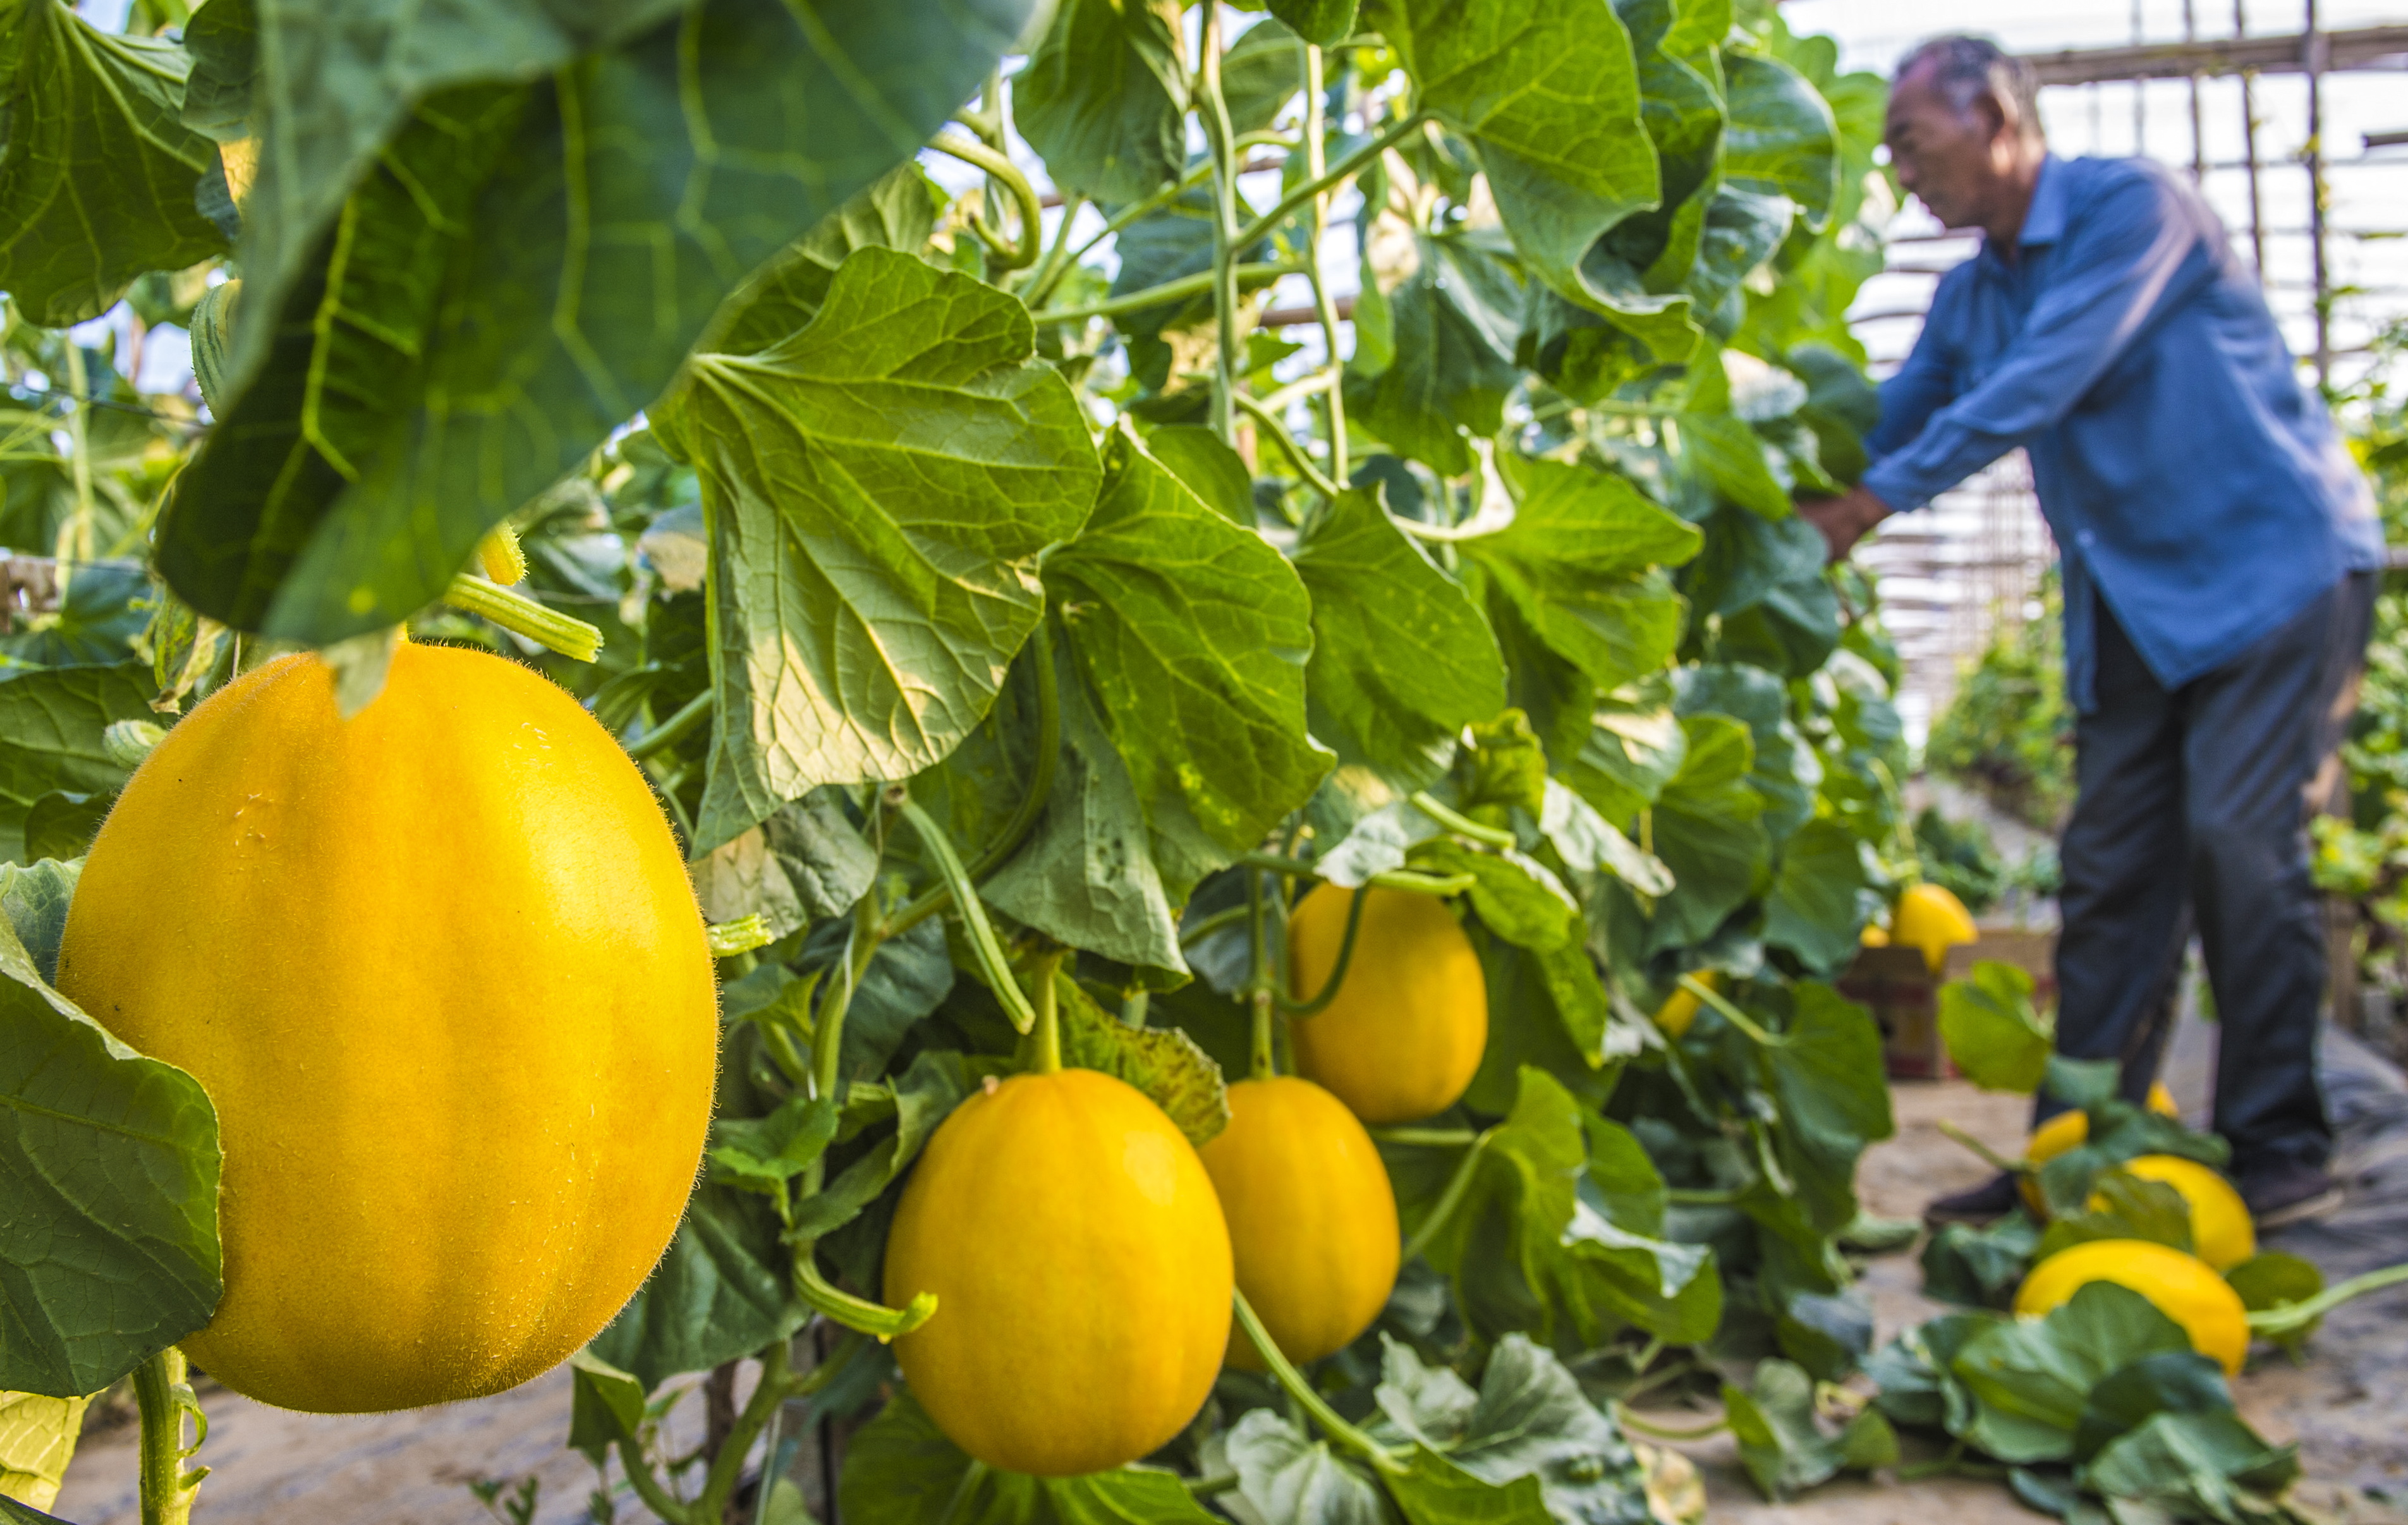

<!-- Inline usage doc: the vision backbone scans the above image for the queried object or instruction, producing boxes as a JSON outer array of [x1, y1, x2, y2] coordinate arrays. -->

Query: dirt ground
[[50, 1014, 2408, 1525], [1641, 1013, 2408, 1525]]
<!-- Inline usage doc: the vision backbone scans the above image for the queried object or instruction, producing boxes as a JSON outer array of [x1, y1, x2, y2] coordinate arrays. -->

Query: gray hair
[[1895, 35, 2044, 138]]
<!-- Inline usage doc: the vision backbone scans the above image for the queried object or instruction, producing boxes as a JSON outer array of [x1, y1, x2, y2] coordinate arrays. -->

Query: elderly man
[[1803, 36, 2383, 1227]]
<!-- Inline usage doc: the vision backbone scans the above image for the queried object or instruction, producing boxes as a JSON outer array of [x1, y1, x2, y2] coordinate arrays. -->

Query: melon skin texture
[[1286, 884, 1488, 1124], [884, 1067, 1233, 1478], [56, 647, 718, 1414], [1201, 1076, 1401, 1370], [2013, 1239, 2250, 1375]]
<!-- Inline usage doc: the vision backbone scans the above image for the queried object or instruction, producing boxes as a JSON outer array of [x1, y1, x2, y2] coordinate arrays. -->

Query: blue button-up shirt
[[1863, 154, 2381, 712]]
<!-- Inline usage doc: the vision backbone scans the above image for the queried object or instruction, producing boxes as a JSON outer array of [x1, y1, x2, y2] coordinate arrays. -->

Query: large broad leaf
[[1014, 0, 1187, 206], [1675, 662, 1818, 845], [0, 861, 76, 987], [1423, 1067, 1718, 1348], [790, 1049, 970, 1240], [1938, 961, 2055, 1094], [674, 248, 1102, 852], [1952, 1283, 2198, 1463], [0, 913, 221, 1398], [1724, 1358, 1897, 1500], [1222, 17, 1305, 136], [1643, 712, 1766, 952], [1723, 51, 1839, 229], [0, 1, 229, 325], [158, 0, 1034, 643], [1365, 0, 1660, 322], [1761, 982, 1894, 1181], [1378, 1336, 1657, 1522], [1266, 0, 1356, 48], [1045, 969, 1229, 1147], [0, 1388, 87, 1514], [587, 1182, 804, 1391], [1567, 693, 1686, 827], [0, 664, 153, 866], [837, 1389, 1221, 1524], [1292, 487, 1507, 792], [1227, 1407, 1390, 1524], [1600, 0, 1725, 289], [1761, 818, 1873, 976], [699, 166, 945, 358], [1461, 459, 1700, 697], [688, 791, 880, 943], [980, 635, 1196, 979], [1043, 428, 1329, 890], [1353, 234, 1523, 477]]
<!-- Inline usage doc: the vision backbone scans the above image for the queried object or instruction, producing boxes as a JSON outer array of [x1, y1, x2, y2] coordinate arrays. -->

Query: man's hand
[[1796, 485, 1893, 562]]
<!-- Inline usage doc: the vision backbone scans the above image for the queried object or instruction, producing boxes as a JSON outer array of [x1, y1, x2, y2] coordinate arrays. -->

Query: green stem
[[1677, 973, 1787, 1047], [690, 1342, 800, 1522], [58, 339, 93, 605], [1179, 904, 1250, 945], [1229, 851, 1469, 897], [707, 916, 773, 957], [1411, 790, 1516, 847], [898, 798, 1037, 1034], [1235, 390, 1342, 497], [135, 1347, 206, 1525], [1198, 2, 1244, 444], [1303, 44, 1349, 483], [1028, 164, 1216, 307], [931, 133, 1043, 271], [1610, 1404, 1729, 1442], [1277, 884, 1368, 1016], [1031, 948, 1064, 1074], [791, 1249, 937, 1342], [1399, 1131, 1491, 1264], [616, 1436, 693, 1524], [1246, 869, 1277, 1080], [1664, 1186, 1745, 1206], [1387, 512, 1499, 545], [1370, 868, 1476, 896], [1370, 1127, 1480, 1147], [886, 621, 1060, 939], [2247, 1260, 2408, 1337], [1033, 262, 1299, 327], [1021, 193, 1090, 298], [626, 688, 714, 762], [1934, 1118, 2027, 1177], [814, 895, 885, 1103], [1233, 1289, 1404, 1473], [442, 574, 604, 662], [1233, 109, 1428, 250]]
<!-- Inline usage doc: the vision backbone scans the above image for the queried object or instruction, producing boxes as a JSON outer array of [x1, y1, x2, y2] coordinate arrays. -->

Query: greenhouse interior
[[4, 0, 2408, 1522]]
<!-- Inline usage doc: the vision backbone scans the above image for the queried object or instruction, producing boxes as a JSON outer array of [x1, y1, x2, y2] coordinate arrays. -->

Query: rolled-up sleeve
[[1861, 174, 2215, 511]]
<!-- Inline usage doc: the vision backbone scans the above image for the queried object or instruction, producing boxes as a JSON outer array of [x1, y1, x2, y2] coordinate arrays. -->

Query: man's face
[[1883, 68, 2009, 231]]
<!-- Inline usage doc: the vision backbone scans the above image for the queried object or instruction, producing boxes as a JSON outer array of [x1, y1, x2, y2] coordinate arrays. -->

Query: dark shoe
[[2239, 1163, 2345, 1229], [1926, 1172, 2021, 1226]]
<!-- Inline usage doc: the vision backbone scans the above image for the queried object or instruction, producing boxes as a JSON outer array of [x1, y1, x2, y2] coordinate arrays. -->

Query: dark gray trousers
[[2046, 571, 2377, 1178]]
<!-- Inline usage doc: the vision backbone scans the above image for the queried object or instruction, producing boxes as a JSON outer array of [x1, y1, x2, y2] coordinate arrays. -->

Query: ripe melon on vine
[[1286, 884, 1487, 1124], [883, 1067, 1232, 1477], [56, 646, 719, 1414], [1200, 1076, 1400, 1370], [2014, 1239, 2250, 1374]]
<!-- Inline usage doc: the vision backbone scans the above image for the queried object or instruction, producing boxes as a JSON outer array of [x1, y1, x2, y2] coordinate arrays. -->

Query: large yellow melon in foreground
[[884, 1067, 1233, 1477], [56, 646, 718, 1413]]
